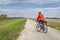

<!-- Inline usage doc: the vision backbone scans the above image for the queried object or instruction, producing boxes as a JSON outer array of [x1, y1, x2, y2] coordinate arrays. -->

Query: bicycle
[[36, 21, 48, 33]]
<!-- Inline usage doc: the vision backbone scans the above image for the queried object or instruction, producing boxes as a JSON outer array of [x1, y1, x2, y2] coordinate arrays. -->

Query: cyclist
[[36, 12, 45, 30]]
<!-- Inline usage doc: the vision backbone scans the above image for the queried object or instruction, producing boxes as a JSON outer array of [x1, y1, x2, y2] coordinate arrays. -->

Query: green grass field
[[0, 18, 26, 40], [32, 18, 60, 30], [47, 21, 60, 30]]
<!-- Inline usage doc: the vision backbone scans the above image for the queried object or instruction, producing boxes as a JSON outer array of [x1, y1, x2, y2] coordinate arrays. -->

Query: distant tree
[[0, 14, 7, 18]]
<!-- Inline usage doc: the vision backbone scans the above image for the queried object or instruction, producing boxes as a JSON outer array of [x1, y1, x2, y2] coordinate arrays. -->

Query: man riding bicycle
[[36, 12, 47, 31]]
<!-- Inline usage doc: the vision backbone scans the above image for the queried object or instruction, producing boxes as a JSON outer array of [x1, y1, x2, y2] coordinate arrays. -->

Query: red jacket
[[36, 13, 45, 22]]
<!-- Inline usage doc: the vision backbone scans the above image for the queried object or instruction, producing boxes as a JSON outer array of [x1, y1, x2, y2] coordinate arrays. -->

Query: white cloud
[[0, 7, 60, 18], [0, 0, 19, 4], [0, 0, 60, 5]]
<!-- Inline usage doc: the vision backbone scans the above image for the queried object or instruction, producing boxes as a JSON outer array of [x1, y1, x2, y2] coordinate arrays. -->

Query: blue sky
[[0, 0, 60, 18]]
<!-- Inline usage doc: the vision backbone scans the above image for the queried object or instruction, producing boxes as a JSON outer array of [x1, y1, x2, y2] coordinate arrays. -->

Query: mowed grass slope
[[47, 21, 60, 30], [0, 19, 26, 40], [32, 18, 60, 30]]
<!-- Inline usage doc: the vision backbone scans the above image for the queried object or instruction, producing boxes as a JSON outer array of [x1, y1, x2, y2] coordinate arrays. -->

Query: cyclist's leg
[[40, 20, 44, 30], [37, 20, 41, 25], [42, 23, 44, 30]]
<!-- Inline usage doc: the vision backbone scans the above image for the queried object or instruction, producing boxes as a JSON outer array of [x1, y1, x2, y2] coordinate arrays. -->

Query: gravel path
[[17, 19, 60, 40]]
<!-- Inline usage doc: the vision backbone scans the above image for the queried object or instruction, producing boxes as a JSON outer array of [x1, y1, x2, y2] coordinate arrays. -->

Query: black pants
[[38, 20, 43, 24], [37, 20, 44, 29]]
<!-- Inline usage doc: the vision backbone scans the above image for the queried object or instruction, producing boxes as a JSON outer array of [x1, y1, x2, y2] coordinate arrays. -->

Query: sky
[[0, 0, 60, 18]]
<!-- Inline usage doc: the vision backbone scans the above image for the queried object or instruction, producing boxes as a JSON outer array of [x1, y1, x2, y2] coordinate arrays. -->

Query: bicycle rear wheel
[[36, 24, 41, 32]]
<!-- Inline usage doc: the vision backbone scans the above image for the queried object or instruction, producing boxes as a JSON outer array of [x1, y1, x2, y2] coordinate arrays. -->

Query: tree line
[[0, 14, 25, 20], [0, 14, 7, 19]]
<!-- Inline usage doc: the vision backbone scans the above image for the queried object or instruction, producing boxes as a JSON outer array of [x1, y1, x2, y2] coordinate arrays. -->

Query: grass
[[0, 18, 26, 40], [32, 18, 60, 30], [47, 21, 60, 30]]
